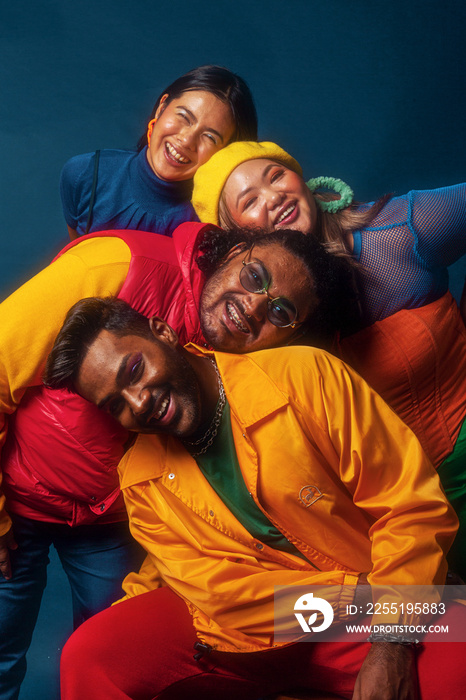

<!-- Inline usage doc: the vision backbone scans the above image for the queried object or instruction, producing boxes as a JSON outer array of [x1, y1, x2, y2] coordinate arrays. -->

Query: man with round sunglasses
[[198, 227, 358, 353], [44, 296, 465, 700], [240, 245, 300, 328]]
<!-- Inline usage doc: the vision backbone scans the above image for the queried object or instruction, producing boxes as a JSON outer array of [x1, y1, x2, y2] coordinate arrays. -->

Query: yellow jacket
[[119, 345, 457, 652], [0, 236, 131, 534]]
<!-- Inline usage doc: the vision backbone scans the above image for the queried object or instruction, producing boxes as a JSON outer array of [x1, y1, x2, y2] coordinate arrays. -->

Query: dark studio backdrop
[[1, 1, 465, 698], [1, 0, 465, 300]]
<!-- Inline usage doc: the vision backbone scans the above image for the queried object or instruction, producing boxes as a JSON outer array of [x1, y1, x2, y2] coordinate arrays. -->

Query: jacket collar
[[213, 348, 289, 428], [172, 222, 215, 347], [119, 346, 289, 489]]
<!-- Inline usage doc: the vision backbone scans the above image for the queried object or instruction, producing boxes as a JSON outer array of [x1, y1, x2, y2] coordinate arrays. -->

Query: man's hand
[[0, 528, 18, 580], [352, 642, 419, 700]]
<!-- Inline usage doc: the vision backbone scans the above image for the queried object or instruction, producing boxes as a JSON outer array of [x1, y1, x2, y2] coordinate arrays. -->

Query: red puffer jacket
[[1, 223, 210, 526]]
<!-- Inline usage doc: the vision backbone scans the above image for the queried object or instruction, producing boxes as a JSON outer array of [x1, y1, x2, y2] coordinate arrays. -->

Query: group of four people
[[0, 64, 465, 699]]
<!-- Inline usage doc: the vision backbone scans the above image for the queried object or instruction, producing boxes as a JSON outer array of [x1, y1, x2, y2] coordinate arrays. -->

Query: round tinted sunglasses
[[240, 249, 299, 328]]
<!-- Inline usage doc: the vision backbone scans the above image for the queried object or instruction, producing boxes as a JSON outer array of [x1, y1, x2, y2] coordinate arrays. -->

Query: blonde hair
[[218, 192, 239, 230], [314, 193, 392, 265]]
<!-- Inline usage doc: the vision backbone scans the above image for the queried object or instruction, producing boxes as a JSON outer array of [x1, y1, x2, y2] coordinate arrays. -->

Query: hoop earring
[[146, 118, 158, 147], [306, 177, 354, 213]]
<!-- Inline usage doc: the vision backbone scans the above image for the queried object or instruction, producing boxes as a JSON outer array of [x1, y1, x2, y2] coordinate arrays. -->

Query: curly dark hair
[[196, 227, 362, 347]]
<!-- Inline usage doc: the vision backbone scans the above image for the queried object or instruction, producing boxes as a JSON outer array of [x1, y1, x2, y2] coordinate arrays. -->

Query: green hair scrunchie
[[306, 176, 354, 213]]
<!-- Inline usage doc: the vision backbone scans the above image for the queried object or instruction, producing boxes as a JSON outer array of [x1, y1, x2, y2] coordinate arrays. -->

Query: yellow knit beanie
[[192, 141, 303, 225]]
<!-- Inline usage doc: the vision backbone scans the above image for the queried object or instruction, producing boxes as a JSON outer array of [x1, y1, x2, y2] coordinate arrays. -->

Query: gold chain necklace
[[183, 359, 226, 457]]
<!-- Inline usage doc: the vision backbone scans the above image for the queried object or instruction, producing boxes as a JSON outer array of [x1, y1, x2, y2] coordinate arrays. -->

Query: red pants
[[60, 587, 466, 700]]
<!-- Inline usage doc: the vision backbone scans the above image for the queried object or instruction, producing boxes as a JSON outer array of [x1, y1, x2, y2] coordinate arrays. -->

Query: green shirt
[[195, 402, 306, 558]]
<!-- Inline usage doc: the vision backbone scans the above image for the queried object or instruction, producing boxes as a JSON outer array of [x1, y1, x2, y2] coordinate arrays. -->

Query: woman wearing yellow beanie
[[192, 140, 466, 578], [192, 141, 358, 261], [192, 141, 302, 225]]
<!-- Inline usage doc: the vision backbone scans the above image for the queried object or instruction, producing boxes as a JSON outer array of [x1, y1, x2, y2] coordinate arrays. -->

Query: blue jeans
[[0, 514, 145, 700]]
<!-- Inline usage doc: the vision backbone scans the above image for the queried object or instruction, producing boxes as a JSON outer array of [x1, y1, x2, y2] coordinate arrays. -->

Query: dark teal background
[[1, 0, 465, 301], [1, 1, 465, 698]]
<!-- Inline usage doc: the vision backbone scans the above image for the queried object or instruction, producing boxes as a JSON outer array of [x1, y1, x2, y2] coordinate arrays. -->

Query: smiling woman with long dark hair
[[60, 65, 257, 240]]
